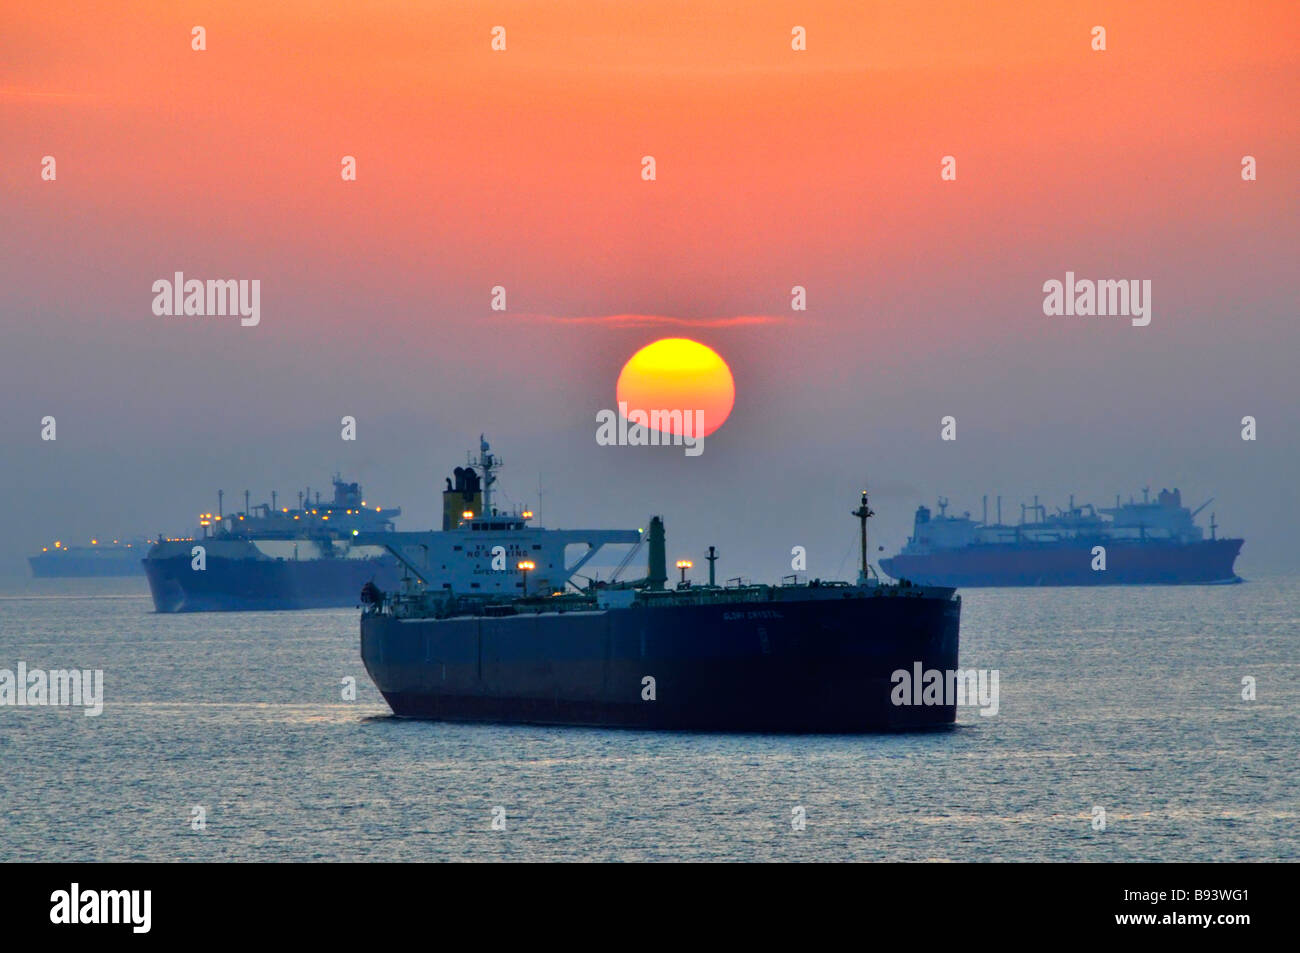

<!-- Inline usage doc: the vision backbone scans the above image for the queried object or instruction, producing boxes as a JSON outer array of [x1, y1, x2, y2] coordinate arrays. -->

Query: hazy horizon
[[3, 1, 1297, 579]]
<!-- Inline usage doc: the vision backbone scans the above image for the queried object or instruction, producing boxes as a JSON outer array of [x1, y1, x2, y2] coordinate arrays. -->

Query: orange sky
[[2, 1, 1298, 571], [5, 0, 1295, 324]]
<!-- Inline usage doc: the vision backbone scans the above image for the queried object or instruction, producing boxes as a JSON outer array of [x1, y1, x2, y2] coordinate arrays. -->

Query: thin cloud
[[514, 313, 788, 328], [0, 85, 101, 104]]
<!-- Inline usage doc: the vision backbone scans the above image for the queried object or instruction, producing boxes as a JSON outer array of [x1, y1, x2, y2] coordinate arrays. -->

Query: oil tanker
[[360, 494, 962, 732], [880, 488, 1243, 587]]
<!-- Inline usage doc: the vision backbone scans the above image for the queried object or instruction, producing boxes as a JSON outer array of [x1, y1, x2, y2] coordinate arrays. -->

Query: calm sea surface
[[0, 575, 1295, 862]]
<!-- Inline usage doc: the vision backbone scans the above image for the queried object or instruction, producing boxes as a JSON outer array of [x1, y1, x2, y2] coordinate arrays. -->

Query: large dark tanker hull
[[881, 538, 1243, 587], [361, 592, 961, 732], [144, 555, 404, 612]]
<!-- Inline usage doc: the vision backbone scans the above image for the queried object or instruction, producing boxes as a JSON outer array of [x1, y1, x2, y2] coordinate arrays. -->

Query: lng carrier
[[144, 476, 405, 611], [144, 438, 664, 612], [880, 488, 1243, 587], [360, 478, 962, 733]]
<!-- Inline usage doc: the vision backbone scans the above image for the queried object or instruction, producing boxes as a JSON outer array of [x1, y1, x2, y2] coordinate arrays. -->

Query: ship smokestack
[[646, 516, 667, 590], [982, 495, 988, 525], [442, 465, 484, 531], [706, 546, 718, 586], [997, 495, 1002, 525], [218, 489, 223, 519]]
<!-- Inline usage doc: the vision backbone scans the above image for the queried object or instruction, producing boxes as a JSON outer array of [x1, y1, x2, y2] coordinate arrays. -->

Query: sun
[[616, 338, 735, 438]]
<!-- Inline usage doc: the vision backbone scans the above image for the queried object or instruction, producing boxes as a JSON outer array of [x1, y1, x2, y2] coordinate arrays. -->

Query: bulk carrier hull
[[361, 589, 961, 732], [145, 552, 403, 612], [881, 537, 1243, 587]]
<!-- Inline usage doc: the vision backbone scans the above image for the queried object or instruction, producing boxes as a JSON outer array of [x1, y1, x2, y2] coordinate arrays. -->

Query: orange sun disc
[[615, 338, 735, 438]]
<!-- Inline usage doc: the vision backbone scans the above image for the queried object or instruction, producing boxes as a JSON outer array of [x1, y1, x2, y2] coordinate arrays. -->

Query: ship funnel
[[646, 516, 667, 590], [442, 465, 484, 530]]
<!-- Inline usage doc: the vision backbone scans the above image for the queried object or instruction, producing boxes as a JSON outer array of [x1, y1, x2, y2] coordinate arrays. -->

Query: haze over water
[[2, 576, 1294, 862]]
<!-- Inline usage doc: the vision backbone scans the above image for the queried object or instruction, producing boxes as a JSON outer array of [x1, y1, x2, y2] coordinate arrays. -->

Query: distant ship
[[29, 539, 149, 578], [144, 437, 648, 612], [360, 492, 962, 732], [880, 488, 1243, 586], [143, 476, 406, 612]]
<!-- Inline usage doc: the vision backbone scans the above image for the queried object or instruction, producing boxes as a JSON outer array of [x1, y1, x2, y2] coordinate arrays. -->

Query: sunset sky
[[2, 1, 1297, 576]]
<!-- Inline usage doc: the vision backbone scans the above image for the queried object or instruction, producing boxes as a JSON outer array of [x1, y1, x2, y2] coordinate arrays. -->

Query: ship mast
[[852, 491, 875, 585], [470, 434, 499, 516]]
